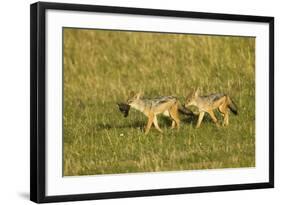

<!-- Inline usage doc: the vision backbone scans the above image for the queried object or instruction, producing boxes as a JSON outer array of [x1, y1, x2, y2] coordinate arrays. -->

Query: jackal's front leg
[[196, 112, 205, 128], [153, 116, 163, 133], [145, 113, 154, 134], [208, 110, 220, 127]]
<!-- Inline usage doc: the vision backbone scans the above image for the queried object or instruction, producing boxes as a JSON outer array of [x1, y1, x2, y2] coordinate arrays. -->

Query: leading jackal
[[184, 89, 238, 128], [126, 92, 180, 134]]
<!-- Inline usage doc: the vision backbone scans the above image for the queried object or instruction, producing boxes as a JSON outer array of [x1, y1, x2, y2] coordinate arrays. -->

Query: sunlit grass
[[63, 28, 255, 176]]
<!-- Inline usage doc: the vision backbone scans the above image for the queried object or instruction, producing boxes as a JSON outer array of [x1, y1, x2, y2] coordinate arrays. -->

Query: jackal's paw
[[144, 128, 151, 135]]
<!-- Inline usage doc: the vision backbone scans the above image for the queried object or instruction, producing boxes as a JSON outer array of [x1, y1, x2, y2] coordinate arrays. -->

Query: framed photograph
[[30, 1, 274, 203]]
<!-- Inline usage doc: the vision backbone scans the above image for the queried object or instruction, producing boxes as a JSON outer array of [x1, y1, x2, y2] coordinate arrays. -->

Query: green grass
[[63, 28, 255, 176]]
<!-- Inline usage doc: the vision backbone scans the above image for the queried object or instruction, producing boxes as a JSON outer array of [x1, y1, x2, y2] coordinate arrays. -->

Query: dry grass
[[63, 28, 255, 176]]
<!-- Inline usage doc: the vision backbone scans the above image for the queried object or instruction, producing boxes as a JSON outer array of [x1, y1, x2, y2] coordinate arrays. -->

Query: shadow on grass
[[95, 120, 145, 131], [95, 112, 224, 132], [180, 113, 224, 128], [95, 115, 201, 131]]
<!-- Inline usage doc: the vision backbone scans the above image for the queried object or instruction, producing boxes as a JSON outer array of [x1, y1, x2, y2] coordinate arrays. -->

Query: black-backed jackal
[[126, 92, 180, 134], [184, 89, 238, 128]]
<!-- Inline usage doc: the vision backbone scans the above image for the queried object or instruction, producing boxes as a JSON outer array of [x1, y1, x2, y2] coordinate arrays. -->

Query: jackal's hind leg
[[153, 116, 163, 133], [171, 120, 180, 129], [171, 121, 175, 129], [170, 113, 180, 129], [223, 111, 229, 126], [196, 112, 205, 128], [219, 105, 228, 126], [169, 108, 180, 130]]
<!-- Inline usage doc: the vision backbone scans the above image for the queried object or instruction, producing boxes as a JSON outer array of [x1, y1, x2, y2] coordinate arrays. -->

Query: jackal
[[184, 89, 238, 128], [126, 92, 180, 134]]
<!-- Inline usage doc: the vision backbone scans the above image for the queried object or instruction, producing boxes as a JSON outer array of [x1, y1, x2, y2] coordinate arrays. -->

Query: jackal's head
[[184, 89, 199, 108], [126, 91, 142, 106]]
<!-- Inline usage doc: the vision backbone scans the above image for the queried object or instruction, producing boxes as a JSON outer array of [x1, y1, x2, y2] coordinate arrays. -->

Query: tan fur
[[127, 92, 180, 134], [185, 89, 237, 128]]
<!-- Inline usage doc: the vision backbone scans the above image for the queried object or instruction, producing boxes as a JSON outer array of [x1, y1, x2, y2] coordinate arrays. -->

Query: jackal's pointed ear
[[194, 88, 199, 97], [186, 91, 193, 99], [136, 92, 142, 99], [129, 91, 135, 97]]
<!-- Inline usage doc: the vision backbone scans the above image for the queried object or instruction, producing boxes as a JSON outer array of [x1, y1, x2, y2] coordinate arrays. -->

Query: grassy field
[[63, 28, 255, 176]]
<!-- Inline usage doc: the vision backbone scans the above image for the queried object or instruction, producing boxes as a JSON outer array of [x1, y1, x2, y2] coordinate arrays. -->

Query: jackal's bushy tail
[[227, 96, 238, 115]]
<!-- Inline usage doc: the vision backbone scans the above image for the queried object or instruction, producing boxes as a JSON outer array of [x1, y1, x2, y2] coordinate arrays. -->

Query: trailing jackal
[[126, 92, 181, 134], [184, 89, 238, 128]]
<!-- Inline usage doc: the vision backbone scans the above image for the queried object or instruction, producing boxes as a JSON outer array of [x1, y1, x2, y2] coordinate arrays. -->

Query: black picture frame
[[30, 1, 274, 203]]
